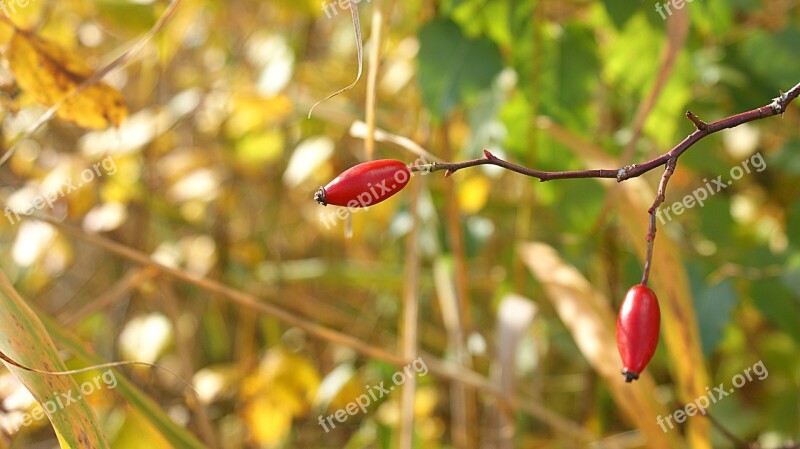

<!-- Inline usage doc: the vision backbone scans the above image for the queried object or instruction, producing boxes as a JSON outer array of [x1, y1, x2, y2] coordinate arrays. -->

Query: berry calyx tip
[[621, 368, 639, 383], [314, 187, 327, 206]]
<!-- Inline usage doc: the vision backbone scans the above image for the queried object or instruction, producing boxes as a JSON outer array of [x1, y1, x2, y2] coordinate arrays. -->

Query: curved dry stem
[[307, 1, 363, 119], [0, 352, 198, 397]]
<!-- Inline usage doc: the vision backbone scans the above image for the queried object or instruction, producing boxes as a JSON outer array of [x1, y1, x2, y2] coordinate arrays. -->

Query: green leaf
[[602, 0, 646, 29], [417, 19, 504, 120], [534, 22, 601, 129], [603, 14, 663, 97], [786, 200, 800, 249], [751, 279, 800, 344], [767, 139, 800, 176], [737, 26, 800, 92], [690, 274, 738, 356]]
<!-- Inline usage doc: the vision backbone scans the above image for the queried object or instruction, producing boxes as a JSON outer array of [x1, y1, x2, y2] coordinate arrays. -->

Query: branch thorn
[[686, 111, 708, 130]]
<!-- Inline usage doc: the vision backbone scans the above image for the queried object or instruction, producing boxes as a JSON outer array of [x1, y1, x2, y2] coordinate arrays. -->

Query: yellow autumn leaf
[[243, 396, 294, 445], [7, 31, 128, 129]]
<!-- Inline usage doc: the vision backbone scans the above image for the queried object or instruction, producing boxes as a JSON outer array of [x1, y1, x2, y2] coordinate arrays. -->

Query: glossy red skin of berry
[[616, 285, 661, 382], [314, 159, 410, 207]]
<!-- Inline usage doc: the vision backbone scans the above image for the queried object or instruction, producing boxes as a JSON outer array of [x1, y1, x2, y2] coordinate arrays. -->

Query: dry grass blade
[[519, 242, 681, 449], [0, 268, 109, 448], [307, 1, 363, 118]]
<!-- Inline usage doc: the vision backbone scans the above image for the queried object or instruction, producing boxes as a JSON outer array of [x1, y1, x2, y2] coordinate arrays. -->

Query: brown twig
[[416, 82, 799, 182], [642, 157, 677, 286], [686, 111, 708, 130], [413, 81, 800, 280], [14, 213, 519, 408]]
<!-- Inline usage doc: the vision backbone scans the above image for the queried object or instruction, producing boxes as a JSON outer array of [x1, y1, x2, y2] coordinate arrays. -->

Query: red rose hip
[[616, 284, 661, 382], [314, 159, 410, 207]]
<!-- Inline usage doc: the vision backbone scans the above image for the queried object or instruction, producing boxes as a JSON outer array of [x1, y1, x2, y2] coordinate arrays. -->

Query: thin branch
[[414, 82, 800, 183], [12, 213, 517, 407], [411, 81, 800, 292], [642, 157, 677, 286], [415, 148, 621, 180]]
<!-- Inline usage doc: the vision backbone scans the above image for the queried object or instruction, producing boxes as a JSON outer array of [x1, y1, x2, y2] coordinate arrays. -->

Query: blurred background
[[0, 0, 799, 448]]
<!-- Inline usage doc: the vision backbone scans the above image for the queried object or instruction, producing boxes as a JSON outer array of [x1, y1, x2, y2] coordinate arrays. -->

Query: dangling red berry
[[314, 159, 411, 207], [616, 284, 661, 382]]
